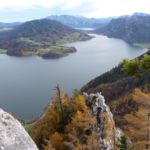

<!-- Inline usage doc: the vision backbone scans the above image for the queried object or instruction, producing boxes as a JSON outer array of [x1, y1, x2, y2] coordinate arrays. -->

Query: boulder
[[0, 109, 38, 150]]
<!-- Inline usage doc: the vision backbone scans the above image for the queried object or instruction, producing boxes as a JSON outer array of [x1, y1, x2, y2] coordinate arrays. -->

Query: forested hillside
[[82, 50, 150, 150], [95, 14, 150, 44]]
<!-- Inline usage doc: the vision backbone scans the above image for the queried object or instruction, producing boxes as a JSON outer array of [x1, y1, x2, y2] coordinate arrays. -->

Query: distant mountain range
[[0, 19, 91, 58], [47, 15, 112, 28], [0, 13, 150, 58], [0, 22, 21, 28], [95, 13, 150, 44], [0, 22, 22, 32]]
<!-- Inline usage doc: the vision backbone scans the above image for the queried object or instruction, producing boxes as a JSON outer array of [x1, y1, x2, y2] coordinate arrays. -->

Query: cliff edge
[[0, 108, 38, 150]]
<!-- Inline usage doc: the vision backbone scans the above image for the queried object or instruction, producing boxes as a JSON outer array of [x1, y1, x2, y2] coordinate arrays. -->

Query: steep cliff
[[84, 92, 123, 150]]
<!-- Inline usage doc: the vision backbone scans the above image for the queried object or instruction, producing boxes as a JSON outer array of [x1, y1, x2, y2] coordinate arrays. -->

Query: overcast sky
[[1, 0, 150, 22]]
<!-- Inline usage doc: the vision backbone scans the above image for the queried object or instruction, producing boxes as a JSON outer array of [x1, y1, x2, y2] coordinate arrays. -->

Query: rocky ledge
[[0, 108, 38, 150]]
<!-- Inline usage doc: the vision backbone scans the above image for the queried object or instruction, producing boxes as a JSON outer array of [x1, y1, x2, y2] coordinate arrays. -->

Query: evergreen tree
[[122, 55, 150, 78], [118, 135, 133, 150]]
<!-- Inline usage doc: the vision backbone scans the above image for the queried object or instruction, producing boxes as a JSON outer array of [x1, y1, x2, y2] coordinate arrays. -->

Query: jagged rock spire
[[84, 92, 122, 150]]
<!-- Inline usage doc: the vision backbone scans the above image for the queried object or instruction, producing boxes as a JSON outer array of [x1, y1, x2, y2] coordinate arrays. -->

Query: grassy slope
[[133, 42, 150, 50], [14, 32, 90, 57], [56, 32, 91, 44], [0, 32, 90, 58], [0, 27, 13, 32], [0, 48, 7, 54]]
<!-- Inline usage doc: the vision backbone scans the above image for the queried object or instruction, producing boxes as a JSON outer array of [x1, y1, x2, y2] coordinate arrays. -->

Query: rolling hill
[[0, 19, 91, 58]]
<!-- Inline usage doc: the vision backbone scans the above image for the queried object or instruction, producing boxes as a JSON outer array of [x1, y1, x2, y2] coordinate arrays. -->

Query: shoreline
[[133, 43, 150, 51], [0, 33, 93, 59]]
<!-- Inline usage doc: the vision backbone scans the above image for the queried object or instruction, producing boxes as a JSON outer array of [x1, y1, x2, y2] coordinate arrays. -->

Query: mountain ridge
[[82, 50, 150, 99], [94, 14, 150, 44], [81, 50, 150, 150], [47, 15, 112, 28]]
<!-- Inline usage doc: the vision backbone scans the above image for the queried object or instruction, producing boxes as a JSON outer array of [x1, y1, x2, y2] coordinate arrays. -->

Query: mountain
[[0, 22, 22, 32], [0, 19, 91, 58], [28, 50, 149, 150], [47, 15, 111, 28], [82, 50, 150, 150], [132, 12, 150, 17], [0, 22, 21, 28], [95, 14, 150, 44]]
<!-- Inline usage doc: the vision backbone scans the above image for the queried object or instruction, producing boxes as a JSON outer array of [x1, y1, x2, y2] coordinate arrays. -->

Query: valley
[[0, 12, 150, 150]]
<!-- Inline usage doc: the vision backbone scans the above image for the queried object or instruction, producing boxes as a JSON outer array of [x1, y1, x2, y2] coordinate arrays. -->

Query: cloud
[[82, 0, 150, 17], [0, 0, 150, 22]]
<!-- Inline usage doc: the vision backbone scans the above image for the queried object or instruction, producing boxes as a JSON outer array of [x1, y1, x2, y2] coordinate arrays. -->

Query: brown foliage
[[30, 91, 100, 150], [110, 88, 150, 150]]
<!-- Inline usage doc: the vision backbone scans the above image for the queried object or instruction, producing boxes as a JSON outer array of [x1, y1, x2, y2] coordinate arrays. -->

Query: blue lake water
[[0, 34, 146, 119]]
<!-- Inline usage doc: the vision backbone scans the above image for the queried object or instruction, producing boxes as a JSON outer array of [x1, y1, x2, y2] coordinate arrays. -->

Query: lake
[[0, 34, 146, 119]]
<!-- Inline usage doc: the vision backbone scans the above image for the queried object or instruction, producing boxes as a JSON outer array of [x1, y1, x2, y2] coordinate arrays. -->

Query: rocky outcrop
[[84, 92, 123, 150], [0, 108, 38, 150]]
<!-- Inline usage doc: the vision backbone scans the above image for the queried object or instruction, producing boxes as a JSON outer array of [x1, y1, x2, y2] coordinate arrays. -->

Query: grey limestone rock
[[0, 109, 38, 150]]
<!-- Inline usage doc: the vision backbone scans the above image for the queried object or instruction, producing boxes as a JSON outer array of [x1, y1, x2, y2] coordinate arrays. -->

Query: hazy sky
[[1, 0, 150, 22]]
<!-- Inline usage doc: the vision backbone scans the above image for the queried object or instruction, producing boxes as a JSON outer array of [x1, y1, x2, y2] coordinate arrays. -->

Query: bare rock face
[[0, 109, 38, 150], [84, 92, 122, 150]]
